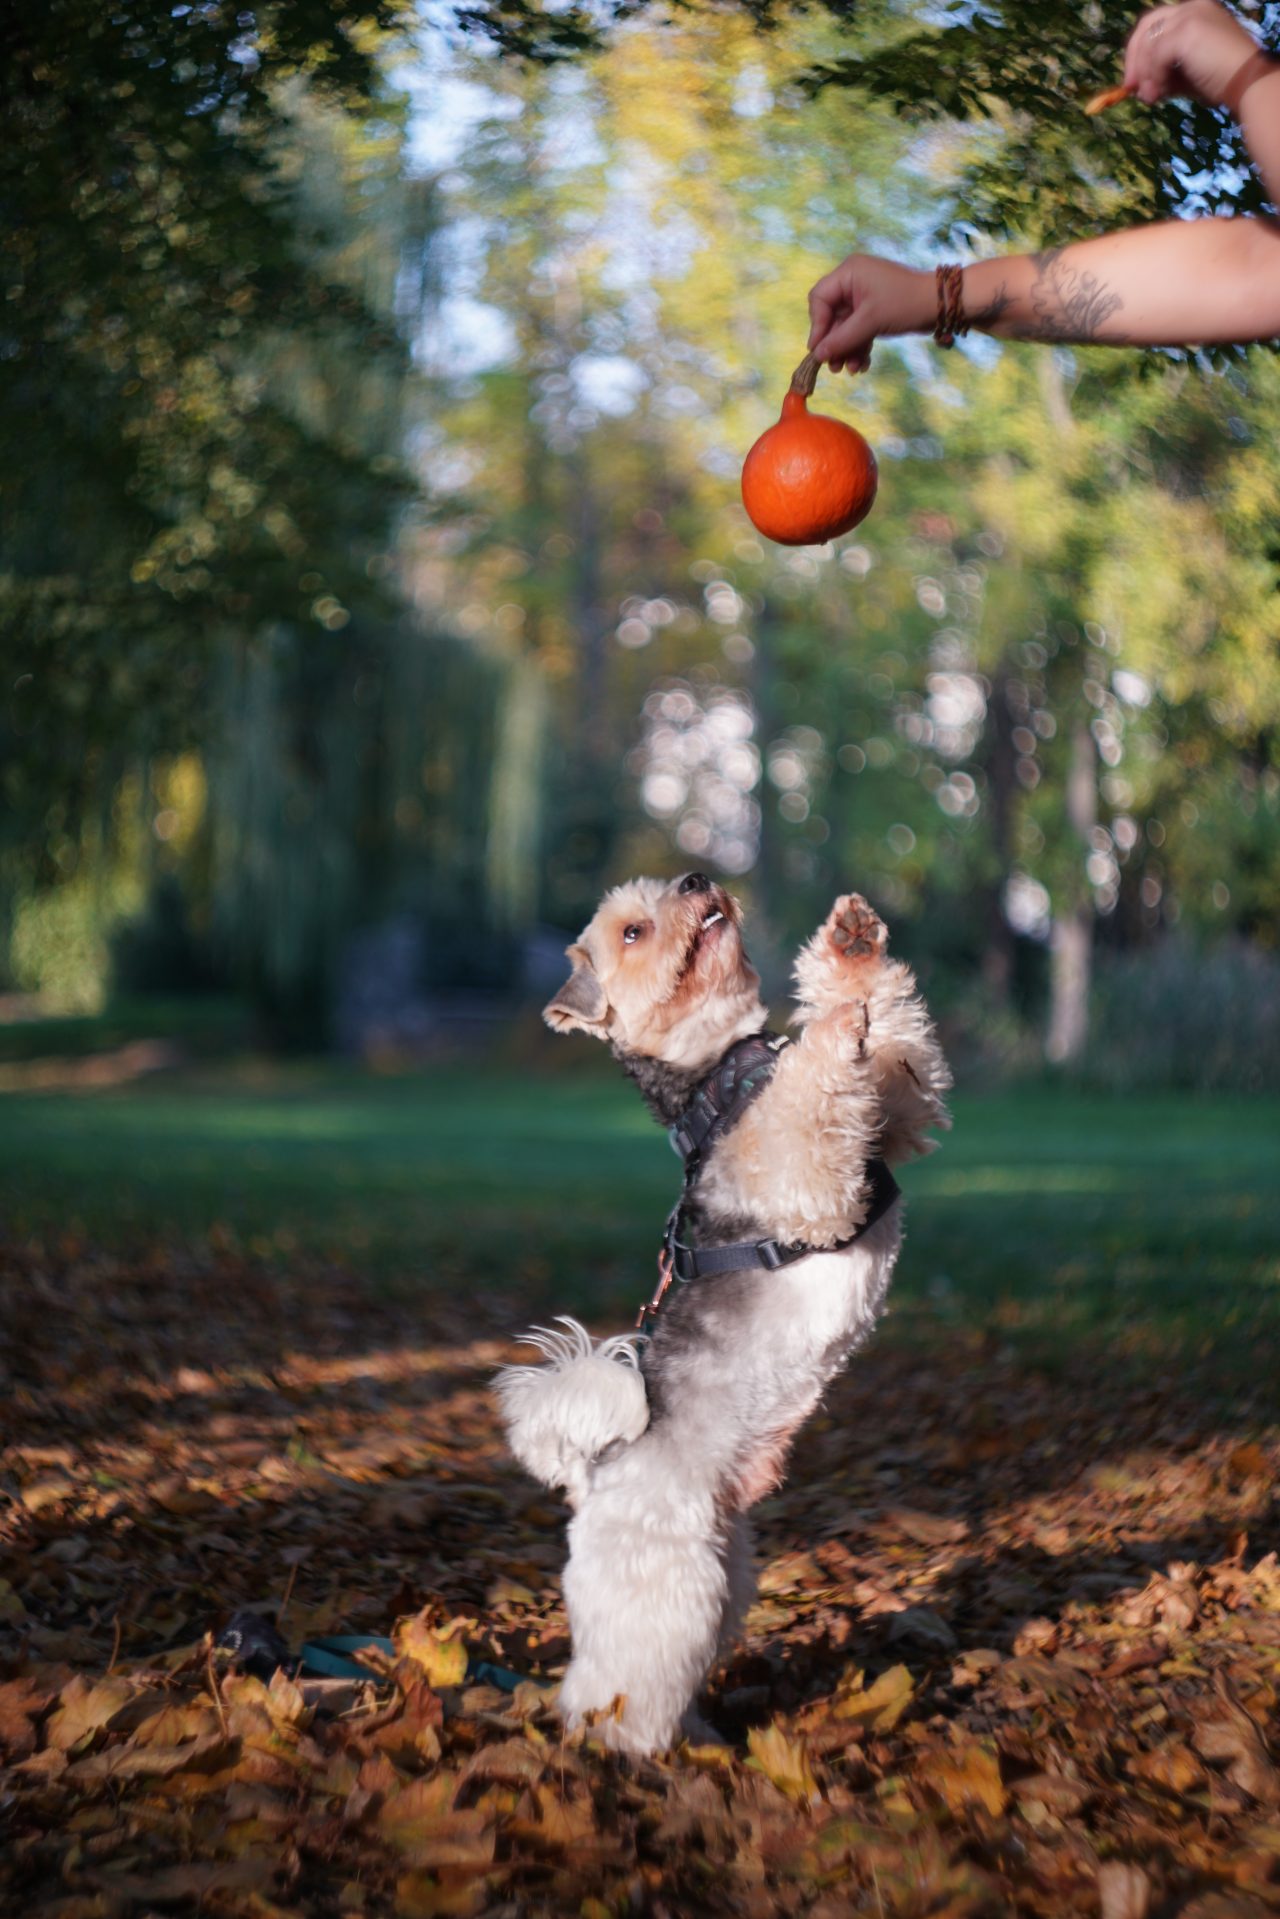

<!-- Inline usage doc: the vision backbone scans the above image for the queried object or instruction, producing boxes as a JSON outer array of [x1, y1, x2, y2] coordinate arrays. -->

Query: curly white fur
[[493, 1317, 650, 1509], [496, 879, 950, 1757]]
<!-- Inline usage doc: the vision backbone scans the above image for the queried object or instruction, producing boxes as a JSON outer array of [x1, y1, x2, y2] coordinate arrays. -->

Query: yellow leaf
[[395, 1873, 488, 1918], [266, 1666, 309, 1730], [394, 1610, 470, 1690], [833, 1663, 914, 1731], [920, 1740, 1007, 1818], [46, 1676, 137, 1752], [746, 1722, 819, 1805], [378, 1776, 495, 1871]]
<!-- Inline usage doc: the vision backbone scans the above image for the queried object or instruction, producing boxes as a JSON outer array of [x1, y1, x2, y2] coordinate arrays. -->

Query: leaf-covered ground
[[4, 1226, 1280, 1919]]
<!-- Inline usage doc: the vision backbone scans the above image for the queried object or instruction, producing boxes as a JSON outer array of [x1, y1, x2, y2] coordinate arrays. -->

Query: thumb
[[812, 307, 877, 368]]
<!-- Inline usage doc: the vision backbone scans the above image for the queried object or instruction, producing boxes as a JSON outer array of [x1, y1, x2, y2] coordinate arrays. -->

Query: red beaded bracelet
[[934, 264, 968, 348]]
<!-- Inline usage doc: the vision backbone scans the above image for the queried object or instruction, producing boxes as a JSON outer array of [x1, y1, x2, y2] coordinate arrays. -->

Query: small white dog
[[495, 873, 950, 1754]]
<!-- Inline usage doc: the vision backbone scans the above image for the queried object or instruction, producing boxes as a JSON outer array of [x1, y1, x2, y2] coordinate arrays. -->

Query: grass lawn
[[1, 1053, 1276, 1368]]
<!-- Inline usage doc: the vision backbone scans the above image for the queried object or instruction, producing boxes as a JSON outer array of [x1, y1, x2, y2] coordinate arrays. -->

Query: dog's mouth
[[675, 897, 732, 984]]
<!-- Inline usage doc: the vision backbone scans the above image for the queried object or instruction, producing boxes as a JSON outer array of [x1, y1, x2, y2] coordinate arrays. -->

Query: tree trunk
[[485, 649, 547, 931], [1045, 717, 1096, 1065], [982, 660, 1017, 1007]]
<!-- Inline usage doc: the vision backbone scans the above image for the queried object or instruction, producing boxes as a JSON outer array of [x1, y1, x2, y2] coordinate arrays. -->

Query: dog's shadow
[[705, 1519, 1280, 1736]]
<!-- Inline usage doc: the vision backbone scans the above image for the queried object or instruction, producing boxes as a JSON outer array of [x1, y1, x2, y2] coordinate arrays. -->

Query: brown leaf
[[459, 1737, 543, 1788], [1227, 1444, 1271, 1483], [1178, 1898, 1272, 1919], [1129, 1742, 1206, 1797], [1103, 1639, 1169, 1679], [66, 1730, 236, 1783], [1012, 1618, 1059, 1657], [0, 1675, 52, 1760], [1191, 1673, 1280, 1804], [1010, 1772, 1092, 1815], [883, 1507, 969, 1547], [377, 1775, 495, 1871], [1098, 1861, 1153, 1919]]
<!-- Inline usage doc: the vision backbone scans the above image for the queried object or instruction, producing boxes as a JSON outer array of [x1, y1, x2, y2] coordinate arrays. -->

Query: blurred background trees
[[2, 0, 1277, 1082]]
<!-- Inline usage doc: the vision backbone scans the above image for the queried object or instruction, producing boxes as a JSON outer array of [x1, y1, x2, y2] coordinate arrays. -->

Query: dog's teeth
[[702, 911, 724, 928]]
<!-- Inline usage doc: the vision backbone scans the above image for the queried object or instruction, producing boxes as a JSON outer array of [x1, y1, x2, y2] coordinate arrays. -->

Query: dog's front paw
[[826, 893, 888, 964]]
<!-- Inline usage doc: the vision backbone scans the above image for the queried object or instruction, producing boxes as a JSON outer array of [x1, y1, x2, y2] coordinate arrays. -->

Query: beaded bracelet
[[934, 263, 968, 348]]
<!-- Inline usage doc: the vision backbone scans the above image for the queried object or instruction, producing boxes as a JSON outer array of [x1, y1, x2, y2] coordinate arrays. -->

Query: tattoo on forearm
[[1024, 247, 1126, 343], [969, 279, 1014, 329]]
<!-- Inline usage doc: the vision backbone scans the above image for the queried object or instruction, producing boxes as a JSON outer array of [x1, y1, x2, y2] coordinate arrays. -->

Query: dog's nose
[[678, 872, 711, 896]]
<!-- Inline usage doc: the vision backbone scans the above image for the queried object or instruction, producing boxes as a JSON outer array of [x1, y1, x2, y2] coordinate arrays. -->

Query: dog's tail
[[494, 1317, 650, 1507]]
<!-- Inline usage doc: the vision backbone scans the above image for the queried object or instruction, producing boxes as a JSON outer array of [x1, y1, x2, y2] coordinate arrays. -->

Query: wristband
[[934, 264, 968, 348], [1221, 47, 1277, 119]]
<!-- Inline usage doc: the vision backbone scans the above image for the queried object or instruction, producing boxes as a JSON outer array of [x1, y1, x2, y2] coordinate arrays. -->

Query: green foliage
[[1085, 938, 1280, 1091], [805, 0, 1280, 244], [0, 0, 427, 897]]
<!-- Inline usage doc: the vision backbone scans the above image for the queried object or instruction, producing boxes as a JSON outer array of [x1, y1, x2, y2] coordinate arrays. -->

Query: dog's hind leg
[[716, 1509, 756, 1657], [557, 1434, 725, 1756]]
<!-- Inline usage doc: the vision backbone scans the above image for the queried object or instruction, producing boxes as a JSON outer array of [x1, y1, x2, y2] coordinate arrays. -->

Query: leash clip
[[637, 1204, 681, 1330]]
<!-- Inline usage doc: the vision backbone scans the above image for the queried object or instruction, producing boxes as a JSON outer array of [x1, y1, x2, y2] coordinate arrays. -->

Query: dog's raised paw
[[827, 893, 888, 962]]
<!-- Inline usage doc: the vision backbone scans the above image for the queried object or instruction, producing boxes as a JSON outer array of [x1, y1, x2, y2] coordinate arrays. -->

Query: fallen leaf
[[1129, 1742, 1205, 1796], [1010, 1772, 1092, 1815], [1191, 1673, 1280, 1804], [1098, 1861, 1153, 1919], [1227, 1444, 1270, 1482], [394, 1610, 470, 1690], [883, 1507, 969, 1547], [66, 1730, 235, 1783], [0, 1675, 52, 1759], [746, 1722, 820, 1806], [45, 1676, 137, 1752], [833, 1663, 915, 1731], [919, 1740, 1007, 1818]]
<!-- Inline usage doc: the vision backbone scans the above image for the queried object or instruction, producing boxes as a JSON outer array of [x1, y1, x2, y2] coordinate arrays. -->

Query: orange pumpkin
[[741, 354, 878, 546]]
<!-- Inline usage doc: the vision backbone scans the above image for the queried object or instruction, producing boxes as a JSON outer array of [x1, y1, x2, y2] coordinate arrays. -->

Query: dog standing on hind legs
[[495, 872, 950, 1755]]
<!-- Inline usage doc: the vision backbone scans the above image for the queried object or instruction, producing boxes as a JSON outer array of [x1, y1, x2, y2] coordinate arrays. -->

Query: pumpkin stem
[[788, 353, 821, 398]]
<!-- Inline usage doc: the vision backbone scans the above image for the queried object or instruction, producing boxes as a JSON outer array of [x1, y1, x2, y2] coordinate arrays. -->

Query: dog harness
[[637, 1029, 900, 1329]]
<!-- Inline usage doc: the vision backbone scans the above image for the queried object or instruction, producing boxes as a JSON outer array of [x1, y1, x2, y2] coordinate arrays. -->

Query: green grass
[[1, 1055, 1277, 1365], [0, 995, 248, 1063]]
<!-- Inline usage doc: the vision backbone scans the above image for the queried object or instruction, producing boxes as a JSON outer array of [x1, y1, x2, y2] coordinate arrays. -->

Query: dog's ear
[[544, 945, 608, 1036]]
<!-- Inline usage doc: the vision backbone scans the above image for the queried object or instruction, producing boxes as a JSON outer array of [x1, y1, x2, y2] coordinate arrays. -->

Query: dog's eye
[[623, 924, 644, 945]]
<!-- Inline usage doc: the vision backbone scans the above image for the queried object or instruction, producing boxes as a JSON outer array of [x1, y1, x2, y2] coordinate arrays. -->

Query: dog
[[495, 872, 950, 1754]]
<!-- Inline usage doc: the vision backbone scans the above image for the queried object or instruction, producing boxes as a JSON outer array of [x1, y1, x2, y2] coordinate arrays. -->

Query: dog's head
[[544, 873, 764, 1070]]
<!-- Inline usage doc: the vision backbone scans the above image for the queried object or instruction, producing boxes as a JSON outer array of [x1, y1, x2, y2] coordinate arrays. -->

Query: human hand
[[806, 253, 933, 373], [1123, 0, 1258, 109]]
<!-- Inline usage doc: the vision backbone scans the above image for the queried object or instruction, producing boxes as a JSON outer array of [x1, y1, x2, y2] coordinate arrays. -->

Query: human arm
[[1124, 0, 1280, 206], [808, 218, 1280, 365], [807, 0, 1280, 368]]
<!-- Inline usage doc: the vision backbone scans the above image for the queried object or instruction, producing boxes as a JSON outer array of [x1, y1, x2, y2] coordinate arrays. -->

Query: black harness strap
[[636, 1029, 901, 1329], [666, 1155, 900, 1284]]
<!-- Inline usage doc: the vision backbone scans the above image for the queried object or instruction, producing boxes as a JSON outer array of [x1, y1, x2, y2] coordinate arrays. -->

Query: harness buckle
[[755, 1237, 790, 1271]]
